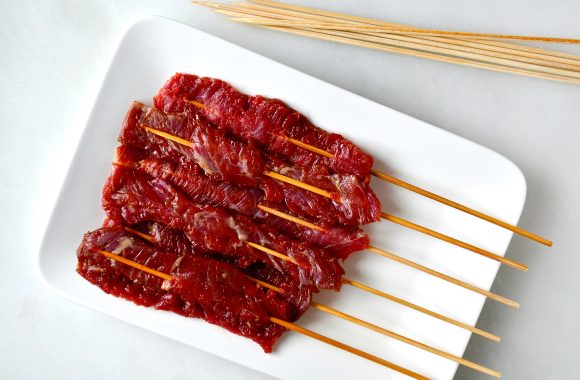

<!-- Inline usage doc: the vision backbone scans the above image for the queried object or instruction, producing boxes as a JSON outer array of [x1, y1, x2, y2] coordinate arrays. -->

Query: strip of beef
[[154, 73, 374, 177], [103, 164, 344, 292], [116, 144, 369, 259], [77, 227, 291, 352], [120, 100, 265, 187], [119, 103, 381, 226], [128, 221, 312, 316]]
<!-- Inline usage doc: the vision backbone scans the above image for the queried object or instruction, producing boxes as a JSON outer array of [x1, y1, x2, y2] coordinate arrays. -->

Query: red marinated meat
[[102, 165, 344, 292], [77, 227, 291, 352], [119, 103, 381, 226], [154, 73, 374, 177], [130, 222, 312, 317], [116, 144, 369, 258], [120, 101, 265, 187]]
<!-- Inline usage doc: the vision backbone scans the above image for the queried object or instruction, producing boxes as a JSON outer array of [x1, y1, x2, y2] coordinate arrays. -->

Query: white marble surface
[[1, 1, 579, 379]]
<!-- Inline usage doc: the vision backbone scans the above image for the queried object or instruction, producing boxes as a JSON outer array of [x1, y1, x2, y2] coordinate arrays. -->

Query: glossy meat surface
[[119, 103, 381, 226], [120, 102, 265, 187], [102, 165, 345, 291], [154, 73, 374, 177], [77, 227, 291, 352], [131, 222, 312, 317], [116, 144, 369, 258]]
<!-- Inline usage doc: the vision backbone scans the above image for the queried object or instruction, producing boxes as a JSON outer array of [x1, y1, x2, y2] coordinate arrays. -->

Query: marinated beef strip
[[102, 164, 344, 292], [77, 227, 290, 352], [154, 73, 374, 177], [120, 102, 381, 226], [116, 144, 369, 259], [127, 221, 312, 316]]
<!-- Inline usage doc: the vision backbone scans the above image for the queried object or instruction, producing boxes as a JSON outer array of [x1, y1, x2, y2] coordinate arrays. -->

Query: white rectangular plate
[[39, 17, 526, 380]]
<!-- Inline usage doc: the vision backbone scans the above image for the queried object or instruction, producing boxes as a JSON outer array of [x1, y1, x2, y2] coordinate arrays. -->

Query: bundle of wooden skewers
[[194, 0, 580, 85], [77, 72, 552, 379]]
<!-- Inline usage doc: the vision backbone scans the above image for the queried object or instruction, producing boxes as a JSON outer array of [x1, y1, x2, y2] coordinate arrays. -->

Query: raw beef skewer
[[119, 220, 499, 341], [116, 143, 518, 308], [116, 143, 369, 260], [121, 102, 381, 226], [137, 116, 527, 272], [103, 164, 345, 292], [155, 72, 551, 246], [78, 231, 499, 378]]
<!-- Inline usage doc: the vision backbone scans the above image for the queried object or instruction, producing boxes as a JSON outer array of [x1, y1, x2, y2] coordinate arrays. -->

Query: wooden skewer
[[263, 170, 337, 200], [123, 227, 498, 341], [246, 241, 300, 265], [97, 248, 498, 377], [367, 246, 519, 309], [121, 172, 516, 308], [254, 208, 518, 308], [257, 204, 326, 231], [245, 0, 576, 45], [275, 133, 551, 247], [268, 316, 429, 379], [199, 2, 580, 84], [143, 126, 338, 201], [95, 249, 427, 379], [142, 126, 529, 271], [177, 86, 552, 247], [381, 212, 527, 271], [230, 16, 580, 73], [311, 302, 500, 377], [341, 277, 500, 342], [97, 249, 172, 281], [371, 170, 552, 247], [213, 1, 580, 72], [229, 17, 580, 45], [122, 190, 517, 308], [226, 1, 580, 66], [230, 15, 580, 80]]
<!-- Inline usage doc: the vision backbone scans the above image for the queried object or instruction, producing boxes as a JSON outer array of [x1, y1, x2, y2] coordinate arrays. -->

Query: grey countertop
[[1, 1, 578, 379]]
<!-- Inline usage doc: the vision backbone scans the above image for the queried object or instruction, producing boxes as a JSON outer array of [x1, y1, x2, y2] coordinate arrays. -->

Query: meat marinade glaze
[[103, 164, 345, 292], [77, 227, 291, 352], [123, 221, 313, 316], [154, 73, 374, 178], [116, 143, 369, 259], [121, 102, 381, 226]]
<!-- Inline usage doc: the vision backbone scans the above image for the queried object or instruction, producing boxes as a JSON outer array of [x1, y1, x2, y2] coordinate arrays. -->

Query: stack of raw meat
[[77, 73, 381, 352]]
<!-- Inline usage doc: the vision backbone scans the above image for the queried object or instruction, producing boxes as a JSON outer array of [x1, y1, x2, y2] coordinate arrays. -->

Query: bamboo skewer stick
[[211, 6, 580, 83], [229, 17, 580, 73], [340, 278, 500, 342], [276, 134, 550, 246], [247, 0, 580, 68], [239, 0, 580, 64], [246, 0, 576, 44], [257, 204, 326, 231], [231, 16, 580, 44], [263, 170, 337, 200], [367, 246, 519, 309], [123, 227, 499, 340], [120, 158, 518, 307], [196, 1, 580, 84], [381, 213, 527, 271], [205, 0, 580, 64], [96, 248, 499, 377], [267, 317, 429, 379], [95, 249, 428, 379], [141, 126, 529, 271], [143, 126, 337, 200], [125, 227, 501, 342], [371, 170, 552, 246], [249, 206, 518, 308], [311, 302, 501, 377]]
